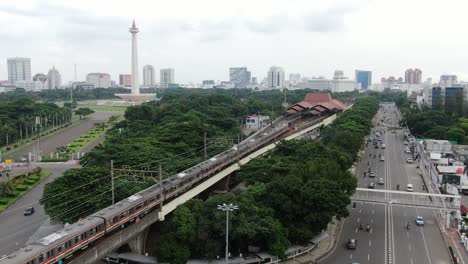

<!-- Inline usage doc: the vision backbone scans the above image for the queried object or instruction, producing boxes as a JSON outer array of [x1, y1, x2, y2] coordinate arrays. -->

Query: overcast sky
[[1, 0, 468, 84]]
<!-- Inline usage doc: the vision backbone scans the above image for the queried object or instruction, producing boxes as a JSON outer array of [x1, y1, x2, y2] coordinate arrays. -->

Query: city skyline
[[1, 0, 468, 84]]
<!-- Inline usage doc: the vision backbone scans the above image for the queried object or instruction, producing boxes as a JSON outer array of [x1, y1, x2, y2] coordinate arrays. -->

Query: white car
[[407, 158, 413, 163], [406, 184, 413, 192], [415, 216, 424, 226]]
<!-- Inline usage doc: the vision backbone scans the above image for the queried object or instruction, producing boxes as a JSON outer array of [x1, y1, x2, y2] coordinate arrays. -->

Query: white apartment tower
[[47, 67, 61, 89], [267, 66, 285, 89], [86, 73, 112, 88], [143, 65, 155, 86], [160, 68, 174, 88], [7, 57, 32, 83]]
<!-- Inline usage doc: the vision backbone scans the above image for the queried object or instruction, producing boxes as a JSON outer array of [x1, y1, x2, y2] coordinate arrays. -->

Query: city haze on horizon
[[1, 0, 468, 84]]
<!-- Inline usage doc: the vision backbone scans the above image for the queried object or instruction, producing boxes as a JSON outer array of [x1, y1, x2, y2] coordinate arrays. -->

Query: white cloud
[[1, 0, 468, 83]]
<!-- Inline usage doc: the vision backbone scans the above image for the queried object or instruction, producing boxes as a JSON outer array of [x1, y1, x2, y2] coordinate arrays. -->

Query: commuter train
[[1, 114, 326, 264]]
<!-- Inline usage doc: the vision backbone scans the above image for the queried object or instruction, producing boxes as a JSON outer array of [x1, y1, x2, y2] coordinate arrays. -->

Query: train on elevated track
[[1, 114, 329, 264]]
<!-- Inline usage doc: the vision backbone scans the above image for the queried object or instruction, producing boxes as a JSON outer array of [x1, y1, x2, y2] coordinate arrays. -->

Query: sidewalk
[[445, 229, 468, 264], [282, 221, 342, 264]]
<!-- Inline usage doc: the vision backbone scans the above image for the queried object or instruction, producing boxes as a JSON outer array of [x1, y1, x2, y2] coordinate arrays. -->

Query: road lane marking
[[369, 240, 372, 247], [358, 217, 360, 223], [368, 253, 370, 261], [419, 221, 433, 264], [371, 219, 373, 224], [372, 210, 374, 215], [355, 228, 358, 233], [350, 254, 353, 259]]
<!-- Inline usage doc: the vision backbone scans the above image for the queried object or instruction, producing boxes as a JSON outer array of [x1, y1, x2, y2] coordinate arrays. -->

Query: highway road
[[7, 111, 118, 161], [321, 103, 451, 264], [0, 163, 80, 257]]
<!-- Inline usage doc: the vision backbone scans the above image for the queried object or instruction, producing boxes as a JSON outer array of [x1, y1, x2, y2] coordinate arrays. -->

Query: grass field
[[85, 105, 127, 112]]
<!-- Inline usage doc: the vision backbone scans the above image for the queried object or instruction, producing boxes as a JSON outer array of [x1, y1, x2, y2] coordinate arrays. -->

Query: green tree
[[74, 108, 95, 119], [0, 181, 14, 197], [447, 127, 465, 143]]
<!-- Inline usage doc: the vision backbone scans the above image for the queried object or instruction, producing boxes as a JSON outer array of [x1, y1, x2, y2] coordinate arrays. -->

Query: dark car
[[368, 183, 375, 189], [24, 207, 35, 216], [346, 238, 357, 249]]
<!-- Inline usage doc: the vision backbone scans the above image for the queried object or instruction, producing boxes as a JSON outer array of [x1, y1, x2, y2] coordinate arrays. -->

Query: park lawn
[[85, 105, 127, 112], [0, 170, 50, 213]]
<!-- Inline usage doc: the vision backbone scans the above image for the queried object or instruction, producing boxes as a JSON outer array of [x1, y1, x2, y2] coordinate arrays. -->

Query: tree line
[[0, 98, 73, 148]]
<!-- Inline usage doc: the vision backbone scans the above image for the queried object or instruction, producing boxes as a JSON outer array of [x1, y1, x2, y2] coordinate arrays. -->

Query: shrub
[[5, 147, 11, 151], [15, 184, 28, 191], [41, 158, 69, 162], [7, 192, 17, 198], [25, 179, 36, 185], [0, 198, 8, 205], [29, 175, 40, 181], [13, 144, 19, 148], [15, 179, 25, 185]]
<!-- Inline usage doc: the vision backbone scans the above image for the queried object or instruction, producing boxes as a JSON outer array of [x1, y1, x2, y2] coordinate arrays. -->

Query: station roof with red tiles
[[287, 93, 346, 115]]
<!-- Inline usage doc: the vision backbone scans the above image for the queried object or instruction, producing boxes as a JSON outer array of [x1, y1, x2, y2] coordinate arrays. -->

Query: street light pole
[[217, 203, 238, 264]]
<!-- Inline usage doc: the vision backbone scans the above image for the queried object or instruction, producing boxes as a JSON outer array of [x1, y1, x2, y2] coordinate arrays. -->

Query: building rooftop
[[287, 93, 346, 114], [437, 166, 463, 174]]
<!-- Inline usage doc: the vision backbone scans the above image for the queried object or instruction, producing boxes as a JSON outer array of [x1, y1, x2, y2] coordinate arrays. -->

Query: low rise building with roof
[[287, 92, 347, 116]]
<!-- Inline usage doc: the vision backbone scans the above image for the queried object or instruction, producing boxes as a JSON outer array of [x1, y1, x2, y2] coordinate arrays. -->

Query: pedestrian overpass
[[352, 188, 461, 210]]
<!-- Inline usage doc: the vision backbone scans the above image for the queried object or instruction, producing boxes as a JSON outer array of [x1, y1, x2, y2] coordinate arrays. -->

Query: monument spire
[[115, 20, 155, 104], [130, 19, 140, 95]]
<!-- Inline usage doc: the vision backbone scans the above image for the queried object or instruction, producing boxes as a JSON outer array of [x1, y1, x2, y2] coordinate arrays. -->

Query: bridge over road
[[352, 188, 461, 211]]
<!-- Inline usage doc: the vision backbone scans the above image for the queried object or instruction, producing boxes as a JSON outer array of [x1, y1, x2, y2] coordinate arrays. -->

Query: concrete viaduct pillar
[[127, 226, 150, 254]]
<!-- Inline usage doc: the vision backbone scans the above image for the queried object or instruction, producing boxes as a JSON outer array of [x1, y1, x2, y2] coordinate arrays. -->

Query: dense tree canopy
[[75, 108, 95, 119], [156, 95, 378, 261], [39, 88, 366, 260], [43, 89, 343, 223]]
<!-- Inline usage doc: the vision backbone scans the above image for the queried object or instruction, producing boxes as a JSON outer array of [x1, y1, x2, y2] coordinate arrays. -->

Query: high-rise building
[[7, 57, 31, 83], [330, 70, 357, 92], [405, 68, 422, 84], [47, 67, 61, 89], [251, 77, 258, 85], [381, 76, 404, 89], [86, 73, 112, 88], [267, 66, 285, 89], [333, 70, 345, 80], [160, 68, 174, 88], [119, 74, 132, 87], [143, 65, 155, 86], [440, 75, 458, 86], [289, 73, 301, 86], [229, 67, 251, 88], [355, 70, 372, 89], [202, 80, 215, 89]]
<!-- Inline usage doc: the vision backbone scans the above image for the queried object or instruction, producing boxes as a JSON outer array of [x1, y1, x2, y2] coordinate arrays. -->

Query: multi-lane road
[[7, 111, 118, 161], [321, 103, 451, 264], [0, 112, 120, 256]]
